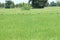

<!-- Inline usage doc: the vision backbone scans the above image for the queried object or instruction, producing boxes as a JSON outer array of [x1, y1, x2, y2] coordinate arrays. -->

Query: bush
[[21, 3, 31, 10]]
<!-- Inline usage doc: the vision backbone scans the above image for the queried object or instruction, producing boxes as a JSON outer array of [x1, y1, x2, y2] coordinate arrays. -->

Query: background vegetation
[[0, 0, 60, 8]]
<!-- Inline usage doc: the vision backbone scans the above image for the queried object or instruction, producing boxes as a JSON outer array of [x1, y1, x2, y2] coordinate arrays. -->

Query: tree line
[[45, 1, 60, 7], [0, 1, 60, 8]]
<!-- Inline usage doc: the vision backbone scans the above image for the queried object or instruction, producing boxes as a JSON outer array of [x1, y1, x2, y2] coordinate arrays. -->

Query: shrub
[[21, 3, 31, 10]]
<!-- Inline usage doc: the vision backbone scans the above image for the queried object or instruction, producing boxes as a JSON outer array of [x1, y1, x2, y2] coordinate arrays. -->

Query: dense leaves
[[5, 0, 15, 8], [50, 1, 57, 6], [29, 0, 48, 8], [56, 1, 60, 6]]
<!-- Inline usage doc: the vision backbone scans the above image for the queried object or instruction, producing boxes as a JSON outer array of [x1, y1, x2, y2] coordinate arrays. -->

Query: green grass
[[0, 7, 60, 40]]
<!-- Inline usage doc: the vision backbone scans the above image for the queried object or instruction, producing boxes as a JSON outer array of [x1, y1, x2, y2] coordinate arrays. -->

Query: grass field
[[0, 7, 60, 40]]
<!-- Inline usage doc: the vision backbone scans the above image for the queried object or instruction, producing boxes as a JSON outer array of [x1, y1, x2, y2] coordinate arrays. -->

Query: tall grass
[[0, 7, 60, 40]]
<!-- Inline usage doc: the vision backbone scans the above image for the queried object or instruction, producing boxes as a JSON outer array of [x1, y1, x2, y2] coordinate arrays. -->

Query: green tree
[[56, 1, 60, 6], [10, 1, 15, 8], [0, 3, 1, 8], [19, 3, 24, 7], [29, 0, 48, 8], [5, 0, 11, 8], [0, 3, 5, 8], [15, 3, 24, 8], [1, 3, 5, 8], [45, 2, 49, 7], [15, 4, 19, 8], [5, 0, 15, 8], [50, 1, 57, 6]]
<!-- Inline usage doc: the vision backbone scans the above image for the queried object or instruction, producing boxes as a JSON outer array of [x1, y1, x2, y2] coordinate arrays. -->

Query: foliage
[[0, 3, 1, 7], [56, 1, 60, 6], [5, 0, 15, 8], [29, 0, 48, 8], [10, 1, 15, 8], [15, 4, 19, 8], [50, 1, 57, 6], [45, 2, 49, 7], [20, 3, 31, 10], [0, 3, 5, 8]]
